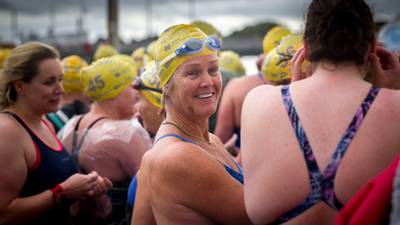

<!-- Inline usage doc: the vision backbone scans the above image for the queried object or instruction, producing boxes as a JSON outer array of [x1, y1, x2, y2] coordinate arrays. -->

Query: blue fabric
[[4, 112, 77, 225], [224, 161, 244, 184], [155, 133, 196, 144], [127, 175, 138, 208], [269, 85, 380, 224]]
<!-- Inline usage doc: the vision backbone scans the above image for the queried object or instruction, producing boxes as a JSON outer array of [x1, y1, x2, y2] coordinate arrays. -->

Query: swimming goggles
[[158, 36, 221, 67], [132, 76, 162, 93]]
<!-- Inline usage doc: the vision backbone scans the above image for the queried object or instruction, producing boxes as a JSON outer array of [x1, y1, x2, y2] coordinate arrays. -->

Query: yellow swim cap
[[61, 55, 88, 93], [190, 20, 223, 43], [262, 33, 303, 83], [263, 26, 291, 54], [138, 61, 162, 108], [219, 50, 245, 77], [80, 57, 137, 102], [155, 24, 218, 87], [111, 54, 138, 71], [144, 41, 157, 64], [0, 48, 12, 69], [131, 47, 145, 69], [93, 44, 118, 61]]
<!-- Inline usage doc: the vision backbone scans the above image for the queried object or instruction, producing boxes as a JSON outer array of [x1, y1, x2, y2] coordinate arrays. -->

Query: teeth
[[197, 93, 213, 99]]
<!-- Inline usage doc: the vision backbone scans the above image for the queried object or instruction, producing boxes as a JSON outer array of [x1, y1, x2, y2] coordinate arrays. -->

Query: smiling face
[[165, 54, 221, 119], [20, 58, 64, 114]]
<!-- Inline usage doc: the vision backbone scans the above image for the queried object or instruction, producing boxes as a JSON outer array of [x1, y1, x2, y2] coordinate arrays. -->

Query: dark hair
[[0, 42, 59, 109], [304, 0, 375, 65]]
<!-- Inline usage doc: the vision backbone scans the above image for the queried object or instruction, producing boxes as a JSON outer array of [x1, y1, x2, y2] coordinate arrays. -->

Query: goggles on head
[[158, 36, 221, 67], [132, 76, 162, 94]]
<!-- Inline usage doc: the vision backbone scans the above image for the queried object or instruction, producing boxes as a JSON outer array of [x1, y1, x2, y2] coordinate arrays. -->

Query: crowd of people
[[0, 0, 399, 224]]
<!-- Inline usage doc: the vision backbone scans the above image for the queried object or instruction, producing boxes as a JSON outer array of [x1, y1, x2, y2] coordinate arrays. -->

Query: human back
[[61, 57, 151, 224], [241, 0, 400, 224], [215, 74, 264, 144]]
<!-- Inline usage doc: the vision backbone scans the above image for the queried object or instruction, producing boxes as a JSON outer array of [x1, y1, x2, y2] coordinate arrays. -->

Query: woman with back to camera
[[131, 24, 252, 225], [61, 56, 152, 224], [0, 42, 111, 225], [242, 0, 400, 224]]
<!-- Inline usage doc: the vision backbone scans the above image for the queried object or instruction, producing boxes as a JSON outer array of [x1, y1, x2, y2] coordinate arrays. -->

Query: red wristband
[[50, 184, 66, 205]]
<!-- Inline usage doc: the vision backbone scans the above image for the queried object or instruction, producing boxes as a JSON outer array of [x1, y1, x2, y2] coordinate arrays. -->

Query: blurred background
[[0, 0, 398, 74]]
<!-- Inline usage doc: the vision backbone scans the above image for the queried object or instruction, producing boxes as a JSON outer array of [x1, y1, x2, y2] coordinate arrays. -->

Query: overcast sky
[[0, 0, 399, 43]]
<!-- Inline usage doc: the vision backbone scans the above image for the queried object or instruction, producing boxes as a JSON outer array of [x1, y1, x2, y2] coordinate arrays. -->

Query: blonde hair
[[0, 42, 59, 109]]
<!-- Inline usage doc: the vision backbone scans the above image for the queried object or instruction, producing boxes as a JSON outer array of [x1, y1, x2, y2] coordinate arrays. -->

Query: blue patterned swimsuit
[[269, 85, 380, 224]]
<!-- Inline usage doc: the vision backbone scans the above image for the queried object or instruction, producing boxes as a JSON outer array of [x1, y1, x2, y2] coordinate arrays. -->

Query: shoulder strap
[[155, 133, 196, 144], [2, 111, 34, 135], [281, 84, 324, 188], [70, 116, 108, 164], [321, 86, 380, 209], [71, 115, 85, 157], [275, 85, 326, 223], [274, 86, 380, 224], [2, 111, 59, 150]]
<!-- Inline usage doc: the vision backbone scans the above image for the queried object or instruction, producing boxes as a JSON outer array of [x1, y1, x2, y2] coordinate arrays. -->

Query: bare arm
[[215, 80, 236, 143], [153, 143, 252, 225], [131, 153, 156, 225], [0, 119, 56, 225], [0, 117, 107, 225], [241, 85, 287, 225]]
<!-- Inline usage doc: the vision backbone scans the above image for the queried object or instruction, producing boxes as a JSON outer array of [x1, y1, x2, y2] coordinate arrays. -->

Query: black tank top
[[4, 112, 77, 225]]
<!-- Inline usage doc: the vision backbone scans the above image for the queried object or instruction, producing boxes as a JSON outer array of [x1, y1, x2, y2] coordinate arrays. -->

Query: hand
[[88, 176, 113, 197], [224, 134, 239, 157], [290, 47, 309, 82], [60, 171, 99, 200], [369, 46, 400, 89]]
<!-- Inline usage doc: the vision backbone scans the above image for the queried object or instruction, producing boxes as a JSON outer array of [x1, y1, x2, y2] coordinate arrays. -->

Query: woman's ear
[[12, 80, 25, 96]]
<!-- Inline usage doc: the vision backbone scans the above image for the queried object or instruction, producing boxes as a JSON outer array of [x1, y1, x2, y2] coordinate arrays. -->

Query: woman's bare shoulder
[[0, 114, 27, 142], [148, 141, 224, 187]]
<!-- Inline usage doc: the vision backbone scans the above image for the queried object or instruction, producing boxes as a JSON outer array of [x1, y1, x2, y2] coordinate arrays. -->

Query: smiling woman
[[131, 24, 252, 225]]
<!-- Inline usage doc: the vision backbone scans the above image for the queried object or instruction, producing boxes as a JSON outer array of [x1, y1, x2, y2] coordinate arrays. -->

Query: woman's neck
[[164, 110, 210, 142], [89, 102, 120, 120], [310, 60, 367, 81]]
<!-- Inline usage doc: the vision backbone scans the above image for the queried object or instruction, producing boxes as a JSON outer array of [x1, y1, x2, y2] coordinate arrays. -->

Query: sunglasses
[[158, 36, 221, 67], [132, 76, 162, 93]]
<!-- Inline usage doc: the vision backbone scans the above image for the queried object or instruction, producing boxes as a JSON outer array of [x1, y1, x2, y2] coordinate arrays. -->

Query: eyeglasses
[[132, 76, 162, 93], [158, 36, 221, 67]]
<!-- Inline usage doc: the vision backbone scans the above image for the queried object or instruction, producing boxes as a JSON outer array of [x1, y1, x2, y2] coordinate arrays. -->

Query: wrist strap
[[50, 184, 68, 206]]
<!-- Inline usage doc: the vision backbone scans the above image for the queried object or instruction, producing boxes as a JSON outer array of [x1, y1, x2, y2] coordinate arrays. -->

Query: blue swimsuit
[[269, 85, 380, 224], [127, 133, 243, 208]]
